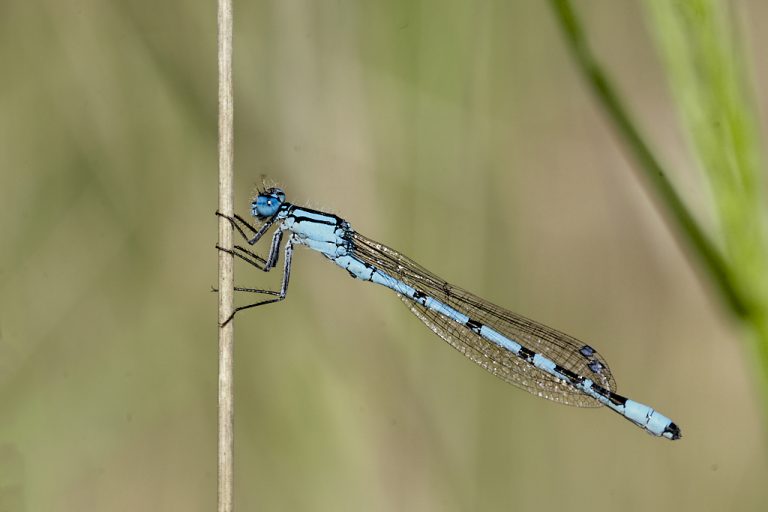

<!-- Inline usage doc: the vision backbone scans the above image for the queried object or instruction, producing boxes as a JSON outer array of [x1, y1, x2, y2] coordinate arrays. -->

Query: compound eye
[[250, 188, 287, 219]]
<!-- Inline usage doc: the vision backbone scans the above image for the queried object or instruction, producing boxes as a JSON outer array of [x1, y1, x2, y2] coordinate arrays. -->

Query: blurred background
[[1, 0, 767, 510]]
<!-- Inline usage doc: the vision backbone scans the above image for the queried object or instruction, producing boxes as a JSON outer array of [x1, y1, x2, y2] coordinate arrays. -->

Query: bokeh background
[[2, 1, 767, 511]]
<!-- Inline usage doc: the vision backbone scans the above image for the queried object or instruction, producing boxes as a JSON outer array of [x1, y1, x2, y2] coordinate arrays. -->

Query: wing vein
[[351, 233, 617, 408]]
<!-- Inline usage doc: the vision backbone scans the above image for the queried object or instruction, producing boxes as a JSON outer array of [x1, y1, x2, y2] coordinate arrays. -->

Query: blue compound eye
[[251, 188, 286, 218]]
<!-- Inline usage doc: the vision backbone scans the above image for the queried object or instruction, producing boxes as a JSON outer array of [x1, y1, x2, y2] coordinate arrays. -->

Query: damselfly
[[217, 188, 681, 440]]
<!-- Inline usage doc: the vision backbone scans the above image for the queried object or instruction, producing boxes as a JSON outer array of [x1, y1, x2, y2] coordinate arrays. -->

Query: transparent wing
[[352, 233, 616, 407]]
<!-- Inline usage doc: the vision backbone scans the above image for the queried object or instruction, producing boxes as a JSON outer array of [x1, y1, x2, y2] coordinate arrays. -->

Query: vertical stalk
[[217, 0, 234, 510]]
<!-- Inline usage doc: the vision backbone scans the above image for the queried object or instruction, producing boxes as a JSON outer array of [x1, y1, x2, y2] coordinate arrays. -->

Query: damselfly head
[[251, 187, 286, 219]]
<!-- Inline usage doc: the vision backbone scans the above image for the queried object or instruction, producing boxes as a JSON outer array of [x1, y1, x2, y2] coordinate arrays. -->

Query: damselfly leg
[[216, 211, 295, 326]]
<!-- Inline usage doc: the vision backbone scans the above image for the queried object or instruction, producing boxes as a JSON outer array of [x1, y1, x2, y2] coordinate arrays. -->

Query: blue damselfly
[[217, 188, 681, 440]]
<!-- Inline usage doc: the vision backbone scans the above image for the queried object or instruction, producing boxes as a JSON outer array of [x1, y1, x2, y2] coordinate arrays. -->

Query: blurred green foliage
[[644, 0, 768, 391], [1, 1, 766, 511]]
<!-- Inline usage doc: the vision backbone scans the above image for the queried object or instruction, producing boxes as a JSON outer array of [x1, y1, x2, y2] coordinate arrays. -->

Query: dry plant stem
[[217, 0, 234, 510]]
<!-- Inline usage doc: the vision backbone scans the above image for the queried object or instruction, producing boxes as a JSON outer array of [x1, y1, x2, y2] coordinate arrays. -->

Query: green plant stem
[[643, 1, 768, 380], [547, 0, 748, 319]]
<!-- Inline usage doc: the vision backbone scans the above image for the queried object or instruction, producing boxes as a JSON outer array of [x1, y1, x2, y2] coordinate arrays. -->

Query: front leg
[[216, 210, 275, 245], [216, 210, 283, 267]]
